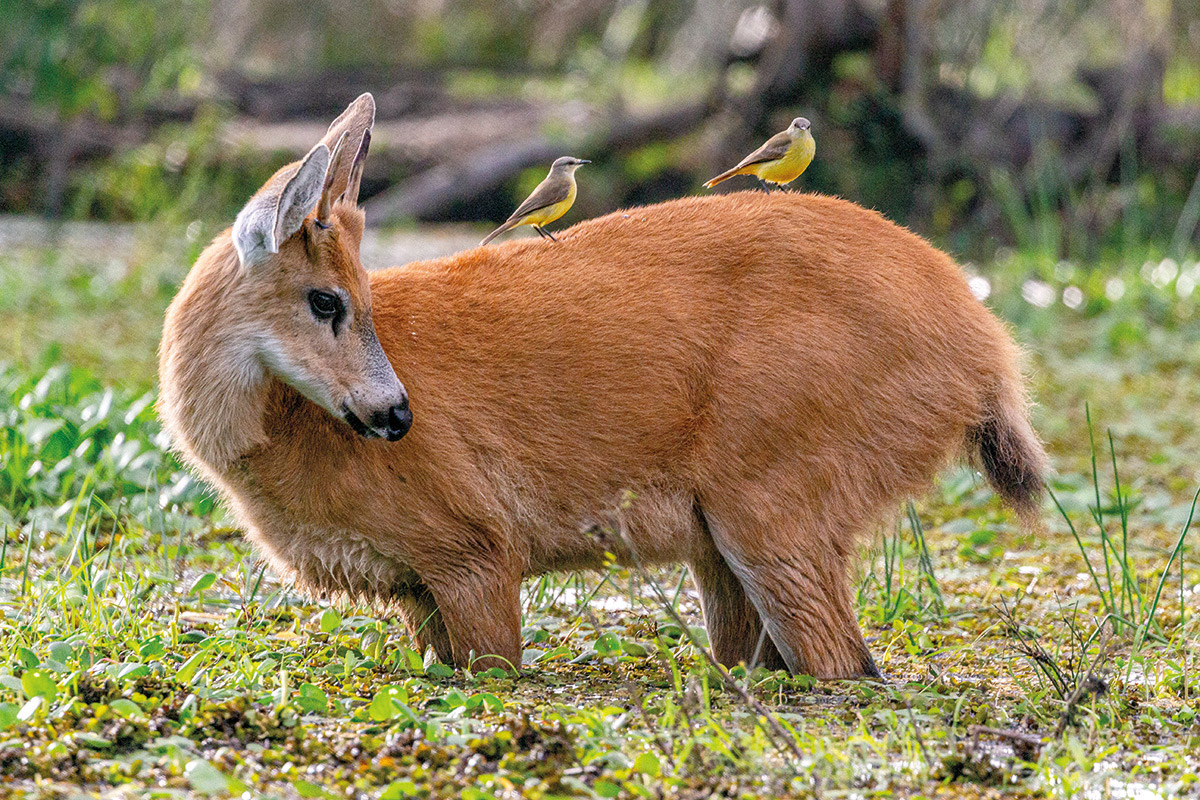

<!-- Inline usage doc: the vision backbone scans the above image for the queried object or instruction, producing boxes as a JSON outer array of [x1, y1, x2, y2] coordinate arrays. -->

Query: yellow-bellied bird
[[480, 157, 590, 245], [704, 117, 815, 192]]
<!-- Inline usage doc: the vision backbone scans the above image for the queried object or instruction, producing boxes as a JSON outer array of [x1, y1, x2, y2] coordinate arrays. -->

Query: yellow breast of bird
[[522, 180, 577, 227], [754, 136, 815, 184]]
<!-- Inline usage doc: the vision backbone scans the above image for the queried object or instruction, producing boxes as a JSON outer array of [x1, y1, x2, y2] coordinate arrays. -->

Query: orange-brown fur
[[159, 102, 1045, 678]]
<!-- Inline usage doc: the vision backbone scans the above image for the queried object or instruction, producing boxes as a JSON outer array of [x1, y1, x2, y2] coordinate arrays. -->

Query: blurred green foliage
[[0, 0, 256, 223], [68, 110, 273, 224], [1, 0, 1198, 256], [1, 0, 209, 118], [0, 362, 210, 533]]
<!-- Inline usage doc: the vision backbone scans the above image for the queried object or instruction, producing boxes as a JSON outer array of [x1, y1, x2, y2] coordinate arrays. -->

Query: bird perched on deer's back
[[705, 117, 815, 192], [480, 156, 590, 245]]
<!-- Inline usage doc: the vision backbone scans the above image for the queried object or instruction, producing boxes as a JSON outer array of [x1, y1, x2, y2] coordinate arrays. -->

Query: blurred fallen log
[[218, 67, 450, 121], [222, 103, 544, 166], [362, 100, 712, 224]]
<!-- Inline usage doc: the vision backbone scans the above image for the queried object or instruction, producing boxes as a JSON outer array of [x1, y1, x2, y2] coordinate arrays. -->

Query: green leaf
[[115, 662, 149, 681], [380, 780, 418, 799], [74, 731, 112, 748], [15, 647, 38, 669], [297, 683, 328, 714], [425, 663, 453, 679], [47, 641, 74, 664], [368, 686, 407, 721], [633, 752, 661, 776], [438, 689, 467, 709], [184, 759, 229, 795], [466, 692, 503, 713], [188, 572, 217, 595], [176, 651, 205, 684], [110, 698, 145, 720], [295, 780, 332, 798], [594, 779, 622, 798], [138, 636, 166, 659], [367, 690, 396, 724], [401, 645, 424, 672], [621, 640, 649, 657], [21, 669, 57, 700], [319, 608, 341, 634], [593, 632, 621, 657], [0, 702, 17, 731]]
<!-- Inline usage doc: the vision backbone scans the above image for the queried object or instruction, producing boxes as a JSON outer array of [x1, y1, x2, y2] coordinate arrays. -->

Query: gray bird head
[[788, 117, 812, 135], [551, 156, 591, 173]]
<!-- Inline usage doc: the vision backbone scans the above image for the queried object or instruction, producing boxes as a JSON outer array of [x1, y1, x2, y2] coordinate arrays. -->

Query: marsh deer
[[159, 94, 1046, 678]]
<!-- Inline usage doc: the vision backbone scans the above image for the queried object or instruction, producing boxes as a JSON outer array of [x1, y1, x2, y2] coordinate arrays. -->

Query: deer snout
[[370, 396, 411, 441], [341, 385, 411, 441]]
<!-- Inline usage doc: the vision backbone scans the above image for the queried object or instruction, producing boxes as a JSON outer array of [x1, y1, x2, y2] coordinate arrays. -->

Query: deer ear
[[273, 144, 330, 248], [316, 131, 351, 225], [232, 143, 330, 267], [319, 93, 375, 202]]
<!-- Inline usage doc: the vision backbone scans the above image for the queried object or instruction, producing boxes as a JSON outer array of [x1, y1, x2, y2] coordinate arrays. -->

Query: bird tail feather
[[703, 166, 750, 189], [480, 218, 520, 246]]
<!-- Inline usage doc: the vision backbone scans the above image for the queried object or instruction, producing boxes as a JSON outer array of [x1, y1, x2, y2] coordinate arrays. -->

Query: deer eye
[[308, 290, 343, 322]]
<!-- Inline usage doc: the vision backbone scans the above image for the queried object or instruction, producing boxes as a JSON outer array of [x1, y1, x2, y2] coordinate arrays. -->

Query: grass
[[1, 225, 1199, 798]]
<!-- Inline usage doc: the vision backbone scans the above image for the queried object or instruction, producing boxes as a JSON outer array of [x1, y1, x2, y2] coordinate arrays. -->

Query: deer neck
[[158, 239, 274, 475]]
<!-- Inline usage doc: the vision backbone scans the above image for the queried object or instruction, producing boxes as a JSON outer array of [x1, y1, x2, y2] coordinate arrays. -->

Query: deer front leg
[[394, 583, 454, 664], [420, 557, 523, 673]]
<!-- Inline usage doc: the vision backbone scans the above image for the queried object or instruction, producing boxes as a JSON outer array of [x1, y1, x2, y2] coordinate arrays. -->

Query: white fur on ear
[[232, 144, 331, 267]]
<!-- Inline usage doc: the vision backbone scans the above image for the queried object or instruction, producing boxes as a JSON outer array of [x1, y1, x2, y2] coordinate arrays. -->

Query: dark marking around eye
[[308, 289, 346, 335]]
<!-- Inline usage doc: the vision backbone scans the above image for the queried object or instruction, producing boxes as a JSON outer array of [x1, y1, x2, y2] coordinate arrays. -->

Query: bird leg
[[758, 180, 773, 193], [537, 226, 558, 242], [533, 226, 550, 240]]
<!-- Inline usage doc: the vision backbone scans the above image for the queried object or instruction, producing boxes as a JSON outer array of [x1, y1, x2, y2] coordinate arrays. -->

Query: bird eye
[[308, 290, 342, 322]]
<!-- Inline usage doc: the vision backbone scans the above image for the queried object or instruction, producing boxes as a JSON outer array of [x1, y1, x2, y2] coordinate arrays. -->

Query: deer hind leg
[[698, 501, 880, 679], [689, 503, 786, 670], [690, 544, 788, 671]]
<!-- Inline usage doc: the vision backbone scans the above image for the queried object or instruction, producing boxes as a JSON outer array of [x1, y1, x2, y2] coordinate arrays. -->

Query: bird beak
[[579, 160, 591, 164]]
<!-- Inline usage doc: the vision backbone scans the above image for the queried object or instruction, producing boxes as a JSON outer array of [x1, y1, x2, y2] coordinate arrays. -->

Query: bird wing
[[732, 131, 793, 169], [507, 176, 572, 222]]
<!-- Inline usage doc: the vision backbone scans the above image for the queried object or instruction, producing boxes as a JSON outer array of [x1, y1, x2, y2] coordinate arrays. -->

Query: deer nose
[[374, 396, 411, 441]]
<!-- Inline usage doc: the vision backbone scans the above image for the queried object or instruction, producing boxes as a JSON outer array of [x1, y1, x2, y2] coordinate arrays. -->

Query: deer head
[[166, 93, 410, 462], [229, 94, 409, 443]]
